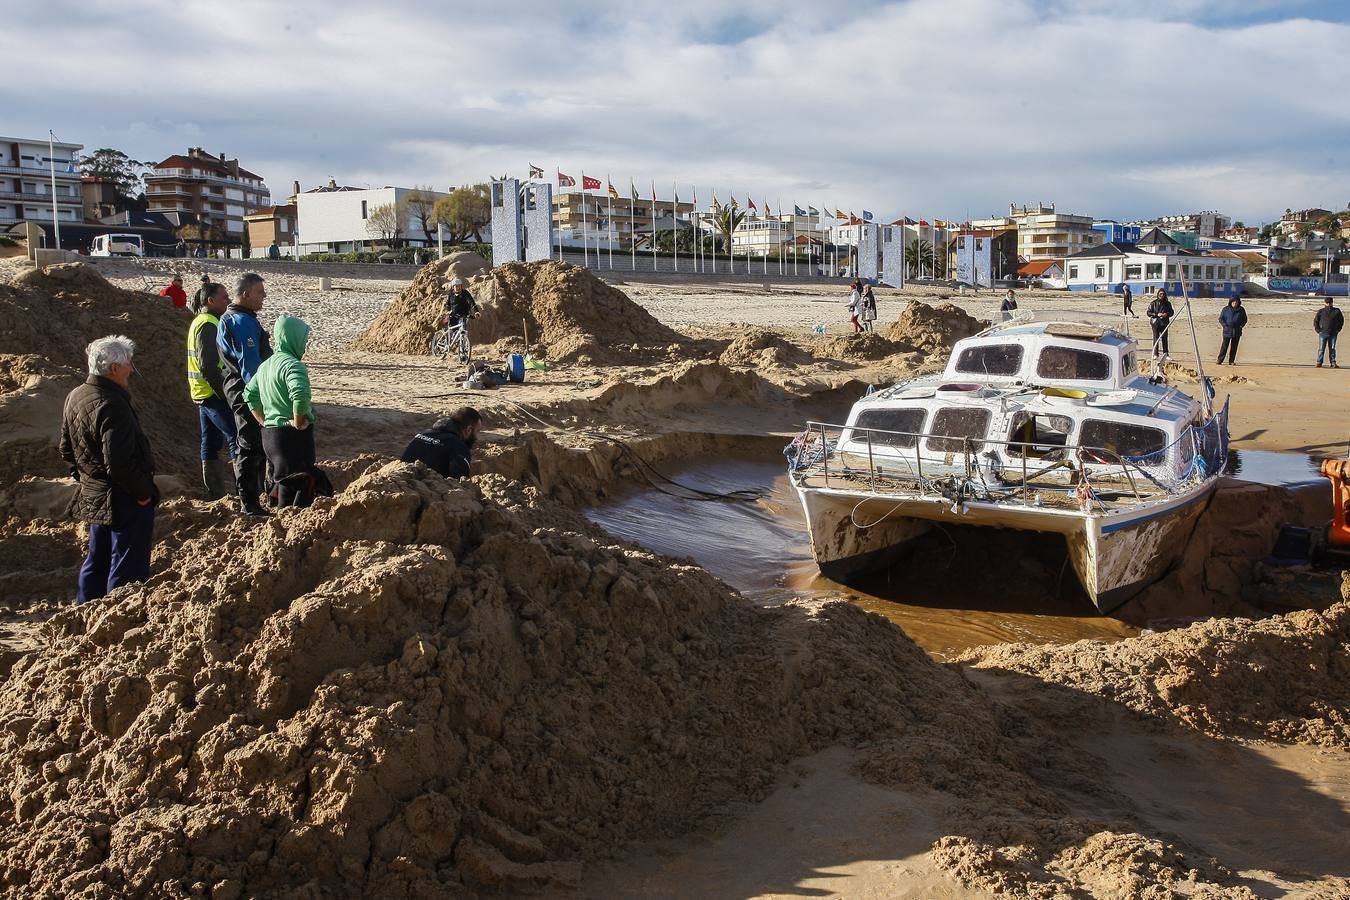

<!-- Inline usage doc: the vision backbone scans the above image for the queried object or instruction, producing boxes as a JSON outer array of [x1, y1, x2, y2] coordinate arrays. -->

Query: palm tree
[[906, 238, 935, 277], [711, 207, 747, 258]]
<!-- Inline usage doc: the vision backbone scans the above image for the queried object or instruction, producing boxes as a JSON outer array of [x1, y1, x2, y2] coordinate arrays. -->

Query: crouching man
[[60, 335, 157, 603], [399, 407, 482, 478]]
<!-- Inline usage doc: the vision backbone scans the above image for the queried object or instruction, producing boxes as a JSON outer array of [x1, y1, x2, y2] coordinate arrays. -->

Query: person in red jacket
[[160, 274, 188, 309]]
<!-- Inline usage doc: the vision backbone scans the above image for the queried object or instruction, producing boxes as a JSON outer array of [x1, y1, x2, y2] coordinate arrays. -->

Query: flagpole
[[580, 174, 589, 269], [650, 181, 657, 272], [48, 131, 61, 250], [607, 175, 614, 271], [672, 183, 678, 274], [792, 207, 798, 276], [630, 181, 636, 272]]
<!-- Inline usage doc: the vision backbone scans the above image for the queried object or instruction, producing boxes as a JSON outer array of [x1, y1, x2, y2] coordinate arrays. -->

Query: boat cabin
[[836, 321, 1205, 479], [942, 321, 1140, 391]]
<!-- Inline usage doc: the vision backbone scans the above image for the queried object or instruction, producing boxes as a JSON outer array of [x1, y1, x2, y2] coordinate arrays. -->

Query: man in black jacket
[[60, 335, 157, 603], [1216, 296, 1248, 365], [399, 408, 482, 478], [1146, 288, 1175, 356], [1315, 296, 1343, 368]]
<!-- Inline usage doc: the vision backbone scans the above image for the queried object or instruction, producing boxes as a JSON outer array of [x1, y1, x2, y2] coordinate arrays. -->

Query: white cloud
[[7, 0, 1349, 223]]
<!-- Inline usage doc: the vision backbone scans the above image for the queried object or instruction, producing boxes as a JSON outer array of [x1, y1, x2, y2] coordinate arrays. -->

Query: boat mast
[[1175, 266, 1212, 416]]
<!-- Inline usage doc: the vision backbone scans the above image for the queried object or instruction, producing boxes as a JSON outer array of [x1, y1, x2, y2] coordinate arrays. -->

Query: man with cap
[[400, 408, 482, 478]]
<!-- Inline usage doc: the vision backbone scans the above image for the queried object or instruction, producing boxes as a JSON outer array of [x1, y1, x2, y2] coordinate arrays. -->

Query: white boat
[[786, 316, 1229, 613]]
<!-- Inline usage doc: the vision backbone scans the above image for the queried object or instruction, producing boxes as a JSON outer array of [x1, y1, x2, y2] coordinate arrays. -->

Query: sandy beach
[[0, 255, 1346, 899]]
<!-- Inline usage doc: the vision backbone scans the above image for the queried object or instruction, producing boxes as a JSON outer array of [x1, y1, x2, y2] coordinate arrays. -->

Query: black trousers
[[262, 424, 316, 507], [1217, 332, 1241, 364], [1151, 320, 1169, 354]]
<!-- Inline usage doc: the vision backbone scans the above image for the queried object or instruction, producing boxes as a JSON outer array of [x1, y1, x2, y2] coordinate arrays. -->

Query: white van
[[90, 234, 144, 257]]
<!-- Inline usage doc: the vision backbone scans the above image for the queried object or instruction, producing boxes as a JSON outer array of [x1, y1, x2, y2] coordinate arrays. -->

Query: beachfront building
[[244, 204, 297, 254], [1093, 221, 1142, 245], [1065, 241, 1245, 298], [0, 134, 84, 240], [1017, 259, 1066, 288], [1152, 211, 1231, 238], [1008, 203, 1100, 262], [145, 148, 270, 247], [553, 192, 694, 250], [296, 182, 450, 253]]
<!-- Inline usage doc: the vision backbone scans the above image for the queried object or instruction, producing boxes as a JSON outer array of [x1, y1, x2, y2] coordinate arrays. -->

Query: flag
[[631, 180, 640, 202], [608, 181, 620, 199], [651, 181, 657, 203], [557, 171, 576, 187], [582, 175, 601, 190], [712, 190, 721, 209], [808, 206, 819, 216], [862, 210, 874, 222], [528, 164, 544, 179], [731, 196, 739, 210], [850, 215, 862, 226], [794, 205, 806, 216], [763, 200, 771, 217], [835, 209, 847, 219], [674, 188, 680, 204], [747, 197, 757, 212]]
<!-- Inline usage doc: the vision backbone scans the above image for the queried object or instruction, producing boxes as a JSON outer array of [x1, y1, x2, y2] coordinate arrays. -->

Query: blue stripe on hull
[[1100, 488, 1210, 534]]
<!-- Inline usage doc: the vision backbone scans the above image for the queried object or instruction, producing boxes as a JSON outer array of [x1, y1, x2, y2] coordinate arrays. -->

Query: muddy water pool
[[585, 454, 1140, 659]]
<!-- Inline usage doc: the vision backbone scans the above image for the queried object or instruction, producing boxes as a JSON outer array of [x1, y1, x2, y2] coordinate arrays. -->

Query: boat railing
[[786, 404, 1228, 510]]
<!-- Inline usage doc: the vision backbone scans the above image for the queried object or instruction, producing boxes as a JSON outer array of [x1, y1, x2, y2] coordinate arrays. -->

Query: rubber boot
[[235, 454, 270, 517], [201, 459, 228, 501]]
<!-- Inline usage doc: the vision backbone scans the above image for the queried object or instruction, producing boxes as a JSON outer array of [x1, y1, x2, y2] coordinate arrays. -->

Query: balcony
[[2, 190, 81, 205], [0, 162, 82, 179]]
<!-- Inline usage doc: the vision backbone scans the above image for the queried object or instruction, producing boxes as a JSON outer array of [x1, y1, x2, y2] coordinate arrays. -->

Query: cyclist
[[443, 276, 479, 333]]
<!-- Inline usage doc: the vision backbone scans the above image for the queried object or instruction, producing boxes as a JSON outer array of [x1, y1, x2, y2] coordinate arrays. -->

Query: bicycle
[[430, 316, 472, 364]]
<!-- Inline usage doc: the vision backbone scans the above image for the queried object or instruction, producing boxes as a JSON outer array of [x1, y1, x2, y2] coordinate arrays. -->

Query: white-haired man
[[59, 335, 157, 603]]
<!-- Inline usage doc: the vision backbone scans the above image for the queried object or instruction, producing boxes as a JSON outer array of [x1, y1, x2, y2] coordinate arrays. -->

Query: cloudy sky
[[8, 0, 1349, 224]]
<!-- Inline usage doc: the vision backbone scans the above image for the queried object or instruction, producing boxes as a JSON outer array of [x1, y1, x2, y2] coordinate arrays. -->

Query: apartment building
[[1008, 203, 1099, 261], [144, 147, 270, 245], [296, 183, 449, 253], [244, 204, 298, 253], [0, 135, 83, 239], [553, 192, 694, 249], [1153, 211, 1231, 238]]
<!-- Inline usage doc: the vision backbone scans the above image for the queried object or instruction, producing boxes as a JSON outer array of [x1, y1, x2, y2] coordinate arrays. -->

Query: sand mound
[[717, 327, 811, 368], [0, 462, 971, 896], [884, 300, 985, 353], [352, 259, 687, 363], [813, 331, 915, 362], [960, 581, 1350, 749], [0, 263, 198, 488]]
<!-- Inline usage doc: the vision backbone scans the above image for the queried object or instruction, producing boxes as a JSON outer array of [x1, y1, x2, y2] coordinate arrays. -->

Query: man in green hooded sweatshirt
[[244, 314, 316, 508]]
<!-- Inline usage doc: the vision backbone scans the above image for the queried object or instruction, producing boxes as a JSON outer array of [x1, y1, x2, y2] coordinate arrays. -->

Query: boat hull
[[795, 480, 1217, 613]]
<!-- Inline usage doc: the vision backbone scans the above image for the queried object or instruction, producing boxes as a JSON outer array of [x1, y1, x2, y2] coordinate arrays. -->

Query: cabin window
[[1078, 419, 1168, 459], [852, 408, 926, 448], [1036, 346, 1111, 380], [955, 343, 1024, 376], [925, 408, 992, 453], [1007, 412, 1074, 458], [1122, 352, 1137, 376]]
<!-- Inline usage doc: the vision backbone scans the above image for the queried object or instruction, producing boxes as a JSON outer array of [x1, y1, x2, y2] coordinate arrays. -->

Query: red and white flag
[[557, 171, 576, 187], [582, 175, 601, 191], [747, 197, 757, 212]]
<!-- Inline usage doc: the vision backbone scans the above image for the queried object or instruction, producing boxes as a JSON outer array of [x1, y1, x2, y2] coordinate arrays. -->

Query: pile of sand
[[0, 262, 199, 488], [717, 327, 811, 368], [884, 300, 985, 353], [352, 259, 687, 363], [812, 331, 916, 362], [0, 463, 973, 896], [961, 587, 1350, 749]]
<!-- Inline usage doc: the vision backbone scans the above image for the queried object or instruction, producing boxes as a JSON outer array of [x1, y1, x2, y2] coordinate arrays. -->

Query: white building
[[1008, 203, 1100, 261], [0, 135, 83, 236], [1066, 240, 1245, 299], [296, 183, 452, 253]]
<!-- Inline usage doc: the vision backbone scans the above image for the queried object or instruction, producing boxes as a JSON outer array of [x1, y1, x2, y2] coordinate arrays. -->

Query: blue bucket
[[507, 353, 525, 383]]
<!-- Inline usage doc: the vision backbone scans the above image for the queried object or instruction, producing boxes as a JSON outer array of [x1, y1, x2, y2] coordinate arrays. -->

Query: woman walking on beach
[[847, 280, 863, 333], [861, 285, 878, 332], [999, 289, 1019, 321]]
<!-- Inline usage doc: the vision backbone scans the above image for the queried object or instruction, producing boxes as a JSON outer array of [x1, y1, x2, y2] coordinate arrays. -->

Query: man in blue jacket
[[1217, 296, 1248, 365], [217, 272, 273, 515]]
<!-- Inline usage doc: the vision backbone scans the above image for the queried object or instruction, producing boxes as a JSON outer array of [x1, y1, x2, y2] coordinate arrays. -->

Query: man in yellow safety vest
[[186, 282, 238, 499]]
